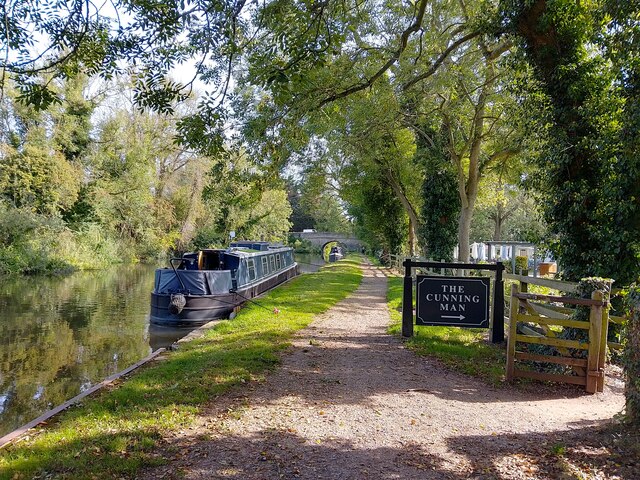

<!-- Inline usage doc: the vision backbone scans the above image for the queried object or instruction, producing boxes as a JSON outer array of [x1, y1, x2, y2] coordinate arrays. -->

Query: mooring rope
[[231, 290, 277, 313]]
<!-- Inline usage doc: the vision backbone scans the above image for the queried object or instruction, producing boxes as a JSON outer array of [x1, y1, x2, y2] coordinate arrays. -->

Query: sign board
[[416, 275, 490, 328]]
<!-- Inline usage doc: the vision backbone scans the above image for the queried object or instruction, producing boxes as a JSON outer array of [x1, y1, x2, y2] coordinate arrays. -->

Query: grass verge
[[387, 276, 506, 385], [0, 258, 363, 480]]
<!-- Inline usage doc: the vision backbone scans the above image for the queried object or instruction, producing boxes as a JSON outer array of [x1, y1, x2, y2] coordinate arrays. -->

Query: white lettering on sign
[[424, 293, 481, 303], [440, 303, 464, 312], [416, 276, 490, 327]]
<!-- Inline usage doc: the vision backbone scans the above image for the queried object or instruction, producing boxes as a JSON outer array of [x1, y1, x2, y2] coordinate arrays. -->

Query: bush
[[505, 256, 529, 274], [0, 205, 134, 275], [287, 236, 318, 254], [624, 286, 640, 424], [0, 206, 74, 274]]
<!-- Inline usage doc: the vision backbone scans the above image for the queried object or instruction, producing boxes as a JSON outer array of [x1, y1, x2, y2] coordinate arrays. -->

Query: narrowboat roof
[[230, 241, 270, 251], [227, 244, 293, 258]]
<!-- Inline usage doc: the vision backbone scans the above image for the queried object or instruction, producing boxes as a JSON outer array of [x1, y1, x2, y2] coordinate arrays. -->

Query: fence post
[[598, 303, 609, 393], [402, 259, 414, 338], [586, 290, 603, 394], [491, 261, 505, 343], [506, 283, 519, 381], [597, 286, 610, 393]]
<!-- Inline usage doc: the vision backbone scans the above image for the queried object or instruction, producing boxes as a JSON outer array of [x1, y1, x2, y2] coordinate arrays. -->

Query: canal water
[[0, 253, 326, 437], [0, 264, 188, 437], [295, 253, 326, 273]]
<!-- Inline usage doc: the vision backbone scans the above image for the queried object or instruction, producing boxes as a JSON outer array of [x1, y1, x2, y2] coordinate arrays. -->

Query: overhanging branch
[[402, 30, 482, 91], [317, 0, 430, 108]]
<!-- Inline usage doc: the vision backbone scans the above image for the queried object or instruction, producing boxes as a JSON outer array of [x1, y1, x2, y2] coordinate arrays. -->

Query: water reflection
[[296, 253, 326, 273], [0, 264, 188, 437], [0, 254, 328, 437], [148, 324, 193, 352]]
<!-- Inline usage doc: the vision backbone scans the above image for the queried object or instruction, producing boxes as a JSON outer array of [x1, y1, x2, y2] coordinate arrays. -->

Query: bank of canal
[[0, 258, 362, 479], [0, 253, 326, 439]]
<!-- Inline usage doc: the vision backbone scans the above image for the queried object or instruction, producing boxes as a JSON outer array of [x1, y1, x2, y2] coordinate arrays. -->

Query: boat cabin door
[[198, 250, 224, 270]]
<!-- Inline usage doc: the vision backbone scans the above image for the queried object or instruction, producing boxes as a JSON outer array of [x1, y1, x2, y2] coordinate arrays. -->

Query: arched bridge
[[289, 231, 364, 252]]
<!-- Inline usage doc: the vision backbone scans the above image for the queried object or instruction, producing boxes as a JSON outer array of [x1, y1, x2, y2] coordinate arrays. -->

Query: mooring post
[[402, 258, 414, 338], [491, 261, 505, 343]]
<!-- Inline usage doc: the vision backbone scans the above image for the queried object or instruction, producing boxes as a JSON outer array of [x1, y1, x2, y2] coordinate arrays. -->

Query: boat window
[[248, 259, 256, 281], [276, 254, 281, 269], [269, 255, 276, 272], [261, 256, 269, 274]]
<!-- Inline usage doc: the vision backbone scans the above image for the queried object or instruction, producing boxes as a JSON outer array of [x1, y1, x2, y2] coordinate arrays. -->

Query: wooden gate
[[505, 284, 609, 393]]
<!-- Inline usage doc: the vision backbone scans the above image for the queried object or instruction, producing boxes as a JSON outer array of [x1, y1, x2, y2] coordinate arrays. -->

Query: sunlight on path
[[143, 263, 624, 480]]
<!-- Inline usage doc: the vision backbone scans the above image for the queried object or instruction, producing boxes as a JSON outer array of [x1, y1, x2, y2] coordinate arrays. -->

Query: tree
[[197, 148, 292, 247], [343, 167, 408, 258], [285, 179, 315, 232], [501, 0, 640, 284], [235, 0, 536, 262], [0, 81, 82, 215], [300, 83, 420, 253], [416, 126, 460, 261]]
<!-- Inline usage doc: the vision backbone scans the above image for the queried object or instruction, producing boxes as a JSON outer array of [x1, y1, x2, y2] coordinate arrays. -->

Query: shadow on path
[[142, 263, 625, 479]]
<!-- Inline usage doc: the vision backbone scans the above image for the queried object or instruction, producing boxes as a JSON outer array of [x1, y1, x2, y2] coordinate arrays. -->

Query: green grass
[[0, 258, 363, 479], [387, 277, 506, 385]]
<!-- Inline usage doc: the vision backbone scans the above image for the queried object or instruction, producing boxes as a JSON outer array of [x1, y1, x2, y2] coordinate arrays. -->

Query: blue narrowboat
[[150, 242, 298, 326]]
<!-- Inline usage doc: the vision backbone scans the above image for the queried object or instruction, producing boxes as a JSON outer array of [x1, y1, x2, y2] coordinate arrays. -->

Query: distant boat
[[150, 241, 298, 326], [328, 245, 343, 262]]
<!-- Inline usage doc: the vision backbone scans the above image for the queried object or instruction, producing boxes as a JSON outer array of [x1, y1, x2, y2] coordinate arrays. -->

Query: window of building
[[269, 255, 276, 272], [261, 256, 269, 274], [276, 254, 281, 269]]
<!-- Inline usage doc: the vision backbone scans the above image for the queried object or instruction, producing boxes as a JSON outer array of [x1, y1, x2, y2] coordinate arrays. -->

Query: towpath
[[143, 262, 626, 479]]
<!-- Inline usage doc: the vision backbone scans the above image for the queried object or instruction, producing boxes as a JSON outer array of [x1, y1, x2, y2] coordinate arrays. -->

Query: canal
[[0, 254, 326, 437]]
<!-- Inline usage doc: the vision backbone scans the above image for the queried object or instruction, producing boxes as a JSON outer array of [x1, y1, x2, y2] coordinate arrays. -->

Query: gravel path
[[144, 263, 625, 479]]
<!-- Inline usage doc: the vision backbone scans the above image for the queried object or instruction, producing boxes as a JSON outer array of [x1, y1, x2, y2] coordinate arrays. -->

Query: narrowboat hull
[[150, 263, 298, 327]]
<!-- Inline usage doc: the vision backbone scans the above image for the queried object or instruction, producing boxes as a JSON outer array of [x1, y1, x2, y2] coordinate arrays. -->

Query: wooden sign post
[[402, 260, 505, 343]]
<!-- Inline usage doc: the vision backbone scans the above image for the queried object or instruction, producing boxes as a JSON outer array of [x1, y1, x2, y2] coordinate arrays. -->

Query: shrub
[[624, 286, 640, 424]]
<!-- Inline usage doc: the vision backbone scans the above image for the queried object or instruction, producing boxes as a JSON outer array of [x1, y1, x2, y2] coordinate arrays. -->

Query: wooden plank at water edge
[[515, 334, 589, 350], [514, 369, 587, 386], [515, 313, 590, 329]]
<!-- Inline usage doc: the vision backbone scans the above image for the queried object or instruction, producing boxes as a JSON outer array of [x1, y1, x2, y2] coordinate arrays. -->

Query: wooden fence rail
[[506, 284, 608, 393], [505, 274, 623, 356], [387, 256, 625, 389]]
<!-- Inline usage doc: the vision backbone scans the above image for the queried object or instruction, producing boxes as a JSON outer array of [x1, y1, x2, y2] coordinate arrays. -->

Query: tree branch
[[317, 0, 430, 108], [402, 30, 482, 91]]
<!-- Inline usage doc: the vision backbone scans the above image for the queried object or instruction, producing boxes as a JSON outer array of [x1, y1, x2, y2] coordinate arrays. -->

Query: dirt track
[[143, 263, 627, 479]]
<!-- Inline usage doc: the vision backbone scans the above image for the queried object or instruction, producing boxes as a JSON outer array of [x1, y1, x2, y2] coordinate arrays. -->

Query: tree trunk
[[447, 47, 496, 262], [627, 305, 640, 424], [458, 205, 473, 262], [384, 167, 419, 255], [493, 203, 503, 241], [408, 218, 415, 256]]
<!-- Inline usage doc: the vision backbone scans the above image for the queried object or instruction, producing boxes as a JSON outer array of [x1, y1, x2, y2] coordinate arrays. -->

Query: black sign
[[416, 276, 490, 328]]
